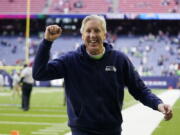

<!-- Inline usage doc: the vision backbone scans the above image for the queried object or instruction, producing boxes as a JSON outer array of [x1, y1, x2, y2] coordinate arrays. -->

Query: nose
[[89, 31, 96, 38]]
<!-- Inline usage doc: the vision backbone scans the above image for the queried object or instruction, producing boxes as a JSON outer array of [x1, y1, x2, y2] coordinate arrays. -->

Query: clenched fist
[[158, 103, 173, 121], [45, 25, 62, 41]]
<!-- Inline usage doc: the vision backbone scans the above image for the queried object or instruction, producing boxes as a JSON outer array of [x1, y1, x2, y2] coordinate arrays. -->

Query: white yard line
[[65, 90, 180, 135], [32, 122, 68, 135], [0, 121, 62, 125], [0, 113, 67, 118], [121, 90, 180, 135]]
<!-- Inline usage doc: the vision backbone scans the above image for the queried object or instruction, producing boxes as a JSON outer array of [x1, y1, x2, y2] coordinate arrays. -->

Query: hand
[[45, 25, 62, 41], [158, 103, 173, 121]]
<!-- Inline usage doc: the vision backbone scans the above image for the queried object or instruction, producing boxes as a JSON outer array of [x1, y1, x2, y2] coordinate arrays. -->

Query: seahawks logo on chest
[[105, 66, 117, 72]]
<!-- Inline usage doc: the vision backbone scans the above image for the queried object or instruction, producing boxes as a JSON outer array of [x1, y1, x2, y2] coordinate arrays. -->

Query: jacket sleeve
[[33, 39, 65, 81], [123, 56, 163, 110]]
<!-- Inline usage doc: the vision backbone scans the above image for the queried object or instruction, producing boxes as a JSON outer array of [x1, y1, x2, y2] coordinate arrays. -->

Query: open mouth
[[89, 40, 97, 43], [89, 40, 98, 46], [90, 40, 97, 43]]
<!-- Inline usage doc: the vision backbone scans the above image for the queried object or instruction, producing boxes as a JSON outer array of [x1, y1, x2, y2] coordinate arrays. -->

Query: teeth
[[90, 40, 97, 43]]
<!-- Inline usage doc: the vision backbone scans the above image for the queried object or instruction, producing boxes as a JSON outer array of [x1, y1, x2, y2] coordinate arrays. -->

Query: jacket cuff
[[43, 39, 53, 45], [154, 100, 163, 110]]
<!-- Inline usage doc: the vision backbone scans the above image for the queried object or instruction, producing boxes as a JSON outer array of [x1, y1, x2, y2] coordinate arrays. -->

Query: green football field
[[0, 87, 179, 135]]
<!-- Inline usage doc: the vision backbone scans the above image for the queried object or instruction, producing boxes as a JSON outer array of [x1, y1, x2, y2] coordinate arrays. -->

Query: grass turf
[[0, 87, 69, 135], [152, 97, 180, 135], [0, 87, 177, 135]]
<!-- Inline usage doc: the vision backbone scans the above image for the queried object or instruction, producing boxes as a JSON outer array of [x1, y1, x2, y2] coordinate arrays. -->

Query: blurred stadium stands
[[0, 0, 180, 14], [0, 33, 179, 76], [0, 0, 179, 87], [49, 0, 112, 13], [119, 0, 180, 13], [0, 0, 46, 14]]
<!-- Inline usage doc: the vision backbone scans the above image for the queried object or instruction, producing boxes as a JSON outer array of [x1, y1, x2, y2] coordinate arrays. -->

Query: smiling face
[[82, 19, 106, 55]]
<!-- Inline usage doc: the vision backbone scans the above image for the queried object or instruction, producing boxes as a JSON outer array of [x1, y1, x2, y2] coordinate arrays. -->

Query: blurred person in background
[[11, 70, 21, 100], [0, 73, 4, 90], [20, 64, 34, 111], [33, 15, 173, 135]]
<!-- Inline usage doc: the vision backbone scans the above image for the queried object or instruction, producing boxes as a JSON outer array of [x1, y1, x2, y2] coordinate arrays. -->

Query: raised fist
[[45, 25, 62, 41]]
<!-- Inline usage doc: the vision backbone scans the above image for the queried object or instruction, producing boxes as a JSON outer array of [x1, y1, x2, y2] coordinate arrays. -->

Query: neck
[[87, 47, 105, 60]]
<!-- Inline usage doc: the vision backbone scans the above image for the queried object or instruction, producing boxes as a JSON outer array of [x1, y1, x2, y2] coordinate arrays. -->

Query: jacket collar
[[77, 42, 113, 58]]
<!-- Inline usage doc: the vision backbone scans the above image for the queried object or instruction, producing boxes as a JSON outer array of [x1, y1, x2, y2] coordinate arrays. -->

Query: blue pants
[[71, 128, 121, 135]]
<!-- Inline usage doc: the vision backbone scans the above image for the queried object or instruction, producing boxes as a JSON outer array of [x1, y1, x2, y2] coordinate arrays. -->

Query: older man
[[33, 15, 172, 135]]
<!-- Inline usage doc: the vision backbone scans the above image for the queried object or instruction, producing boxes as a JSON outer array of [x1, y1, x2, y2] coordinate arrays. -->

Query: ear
[[81, 33, 85, 42], [103, 33, 107, 41]]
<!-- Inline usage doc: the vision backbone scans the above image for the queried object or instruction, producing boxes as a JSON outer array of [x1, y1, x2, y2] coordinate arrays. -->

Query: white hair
[[80, 15, 107, 34]]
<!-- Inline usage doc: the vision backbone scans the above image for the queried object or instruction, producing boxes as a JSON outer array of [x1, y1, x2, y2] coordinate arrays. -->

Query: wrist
[[44, 39, 53, 43]]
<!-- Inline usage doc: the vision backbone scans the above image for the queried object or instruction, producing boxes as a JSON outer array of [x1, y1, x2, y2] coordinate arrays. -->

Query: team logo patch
[[105, 66, 117, 72]]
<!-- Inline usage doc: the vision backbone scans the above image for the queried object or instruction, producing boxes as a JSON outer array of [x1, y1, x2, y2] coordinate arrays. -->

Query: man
[[20, 64, 34, 111], [33, 15, 172, 135]]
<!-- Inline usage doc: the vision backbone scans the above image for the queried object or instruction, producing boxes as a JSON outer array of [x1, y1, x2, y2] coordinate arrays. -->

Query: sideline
[[121, 90, 180, 135], [65, 90, 179, 135]]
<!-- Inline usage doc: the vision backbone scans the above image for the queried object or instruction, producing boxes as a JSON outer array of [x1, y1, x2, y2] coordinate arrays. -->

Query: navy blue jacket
[[33, 39, 163, 134]]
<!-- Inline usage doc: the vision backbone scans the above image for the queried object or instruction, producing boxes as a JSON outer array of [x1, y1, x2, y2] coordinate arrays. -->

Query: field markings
[[0, 108, 66, 113], [0, 103, 66, 108], [0, 89, 63, 97], [0, 113, 67, 118], [0, 104, 67, 113], [32, 122, 69, 135], [0, 121, 63, 125], [65, 90, 180, 135], [0, 93, 11, 96], [0, 116, 69, 135], [123, 100, 138, 108], [121, 90, 180, 135]]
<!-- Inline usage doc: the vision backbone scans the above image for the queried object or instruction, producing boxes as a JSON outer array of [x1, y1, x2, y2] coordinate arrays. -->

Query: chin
[[89, 49, 99, 55], [86, 45, 101, 55]]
